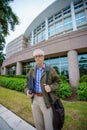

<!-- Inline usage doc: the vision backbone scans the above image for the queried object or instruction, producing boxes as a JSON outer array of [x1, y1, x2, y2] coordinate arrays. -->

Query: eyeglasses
[[35, 55, 43, 58]]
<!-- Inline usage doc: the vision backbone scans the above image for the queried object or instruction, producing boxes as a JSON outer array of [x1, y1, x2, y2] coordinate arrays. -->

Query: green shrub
[[56, 81, 72, 99], [77, 82, 87, 100], [59, 75, 68, 82], [80, 75, 87, 82], [1, 75, 26, 78], [0, 76, 26, 91]]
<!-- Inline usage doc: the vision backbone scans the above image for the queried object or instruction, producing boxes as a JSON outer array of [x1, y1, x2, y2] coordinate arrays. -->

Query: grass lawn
[[0, 86, 87, 130]]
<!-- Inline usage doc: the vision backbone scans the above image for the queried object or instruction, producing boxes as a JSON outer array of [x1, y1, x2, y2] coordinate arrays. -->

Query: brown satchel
[[46, 66, 65, 130]]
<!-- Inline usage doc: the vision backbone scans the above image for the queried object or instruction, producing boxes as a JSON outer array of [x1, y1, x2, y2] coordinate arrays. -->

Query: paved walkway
[[0, 104, 36, 130]]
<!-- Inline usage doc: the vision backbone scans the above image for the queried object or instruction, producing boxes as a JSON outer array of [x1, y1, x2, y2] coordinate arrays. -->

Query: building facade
[[6, 35, 27, 58], [1, 0, 87, 87]]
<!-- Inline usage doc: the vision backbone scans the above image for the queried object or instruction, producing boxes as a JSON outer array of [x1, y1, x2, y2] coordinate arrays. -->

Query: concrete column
[[45, 17, 48, 40], [31, 30, 34, 46], [71, 1, 77, 31], [3, 67, 7, 75], [85, 9, 87, 21], [16, 62, 22, 75], [67, 50, 80, 87]]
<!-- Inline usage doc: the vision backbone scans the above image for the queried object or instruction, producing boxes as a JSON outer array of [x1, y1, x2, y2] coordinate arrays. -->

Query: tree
[[0, 0, 19, 66], [0, 52, 6, 66]]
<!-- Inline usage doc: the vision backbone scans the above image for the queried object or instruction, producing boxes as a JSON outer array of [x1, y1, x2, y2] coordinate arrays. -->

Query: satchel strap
[[46, 65, 53, 105]]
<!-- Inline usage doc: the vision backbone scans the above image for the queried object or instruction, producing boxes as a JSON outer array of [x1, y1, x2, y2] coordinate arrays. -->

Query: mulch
[[65, 87, 78, 101]]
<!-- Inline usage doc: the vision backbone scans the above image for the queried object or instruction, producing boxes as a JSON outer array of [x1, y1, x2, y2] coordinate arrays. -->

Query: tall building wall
[[6, 35, 27, 58]]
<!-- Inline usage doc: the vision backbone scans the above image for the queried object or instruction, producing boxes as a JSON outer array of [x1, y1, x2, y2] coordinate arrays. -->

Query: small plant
[[59, 75, 68, 82], [77, 82, 87, 100], [56, 81, 72, 99], [80, 75, 87, 82]]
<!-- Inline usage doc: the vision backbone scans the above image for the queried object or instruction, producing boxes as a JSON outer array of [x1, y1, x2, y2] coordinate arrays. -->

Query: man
[[24, 49, 60, 130]]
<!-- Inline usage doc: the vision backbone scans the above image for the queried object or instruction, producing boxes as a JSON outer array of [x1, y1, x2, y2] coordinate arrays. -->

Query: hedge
[[77, 82, 87, 100], [0, 76, 26, 91]]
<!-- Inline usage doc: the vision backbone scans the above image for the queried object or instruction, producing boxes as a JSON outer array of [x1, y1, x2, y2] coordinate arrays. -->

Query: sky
[[5, 0, 56, 51]]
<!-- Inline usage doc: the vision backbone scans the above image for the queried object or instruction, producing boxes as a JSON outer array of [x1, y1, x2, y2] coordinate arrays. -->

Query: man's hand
[[27, 90, 34, 98], [43, 84, 51, 93]]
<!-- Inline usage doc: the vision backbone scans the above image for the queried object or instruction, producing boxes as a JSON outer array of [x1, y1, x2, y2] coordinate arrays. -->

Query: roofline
[[24, 0, 76, 38]]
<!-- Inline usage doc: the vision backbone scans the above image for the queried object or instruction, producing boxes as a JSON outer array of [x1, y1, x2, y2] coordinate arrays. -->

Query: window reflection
[[48, 25, 55, 37], [44, 57, 68, 77], [64, 17, 72, 30], [22, 53, 87, 77], [27, 0, 87, 46], [7, 66, 16, 75], [78, 54, 87, 76], [7, 54, 87, 77], [75, 11, 86, 26]]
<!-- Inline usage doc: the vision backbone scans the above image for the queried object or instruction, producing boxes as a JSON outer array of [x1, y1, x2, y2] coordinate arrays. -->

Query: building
[[1, 0, 87, 87], [6, 35, 27, 58]]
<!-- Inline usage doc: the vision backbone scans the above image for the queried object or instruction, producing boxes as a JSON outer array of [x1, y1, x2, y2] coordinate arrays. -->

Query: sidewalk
[[0, 104, 36, 130]]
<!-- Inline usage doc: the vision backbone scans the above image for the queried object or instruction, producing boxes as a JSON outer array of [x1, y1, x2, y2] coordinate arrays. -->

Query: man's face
[[34, 52, 44, 66]]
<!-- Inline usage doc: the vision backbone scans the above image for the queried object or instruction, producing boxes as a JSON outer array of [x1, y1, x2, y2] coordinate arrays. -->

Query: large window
[[85, 0, 87, 5], [63, 6, 71, 15], [48, 16, 54, 24], [54, 11, 61, 20], [7, 66, 16, 75], [23, 56, 68, 77], [27, 0, 87, 46], [23, 63, 34, 75], [75, 11, 86, 26], [48, 15, 73, 38], [64, 17, 72, 30], [55, 20, 63, 34], [33, 30, 46, 44], [48, 25, 55, 37], [44, 57, 68, 76], [38, 32, 43, 43], [74, 0, 87, 29], [48, 5, 72, 38], [78, 53, 87, 76], [74, 0, 83, 10], [33, 21, 45, 44]]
